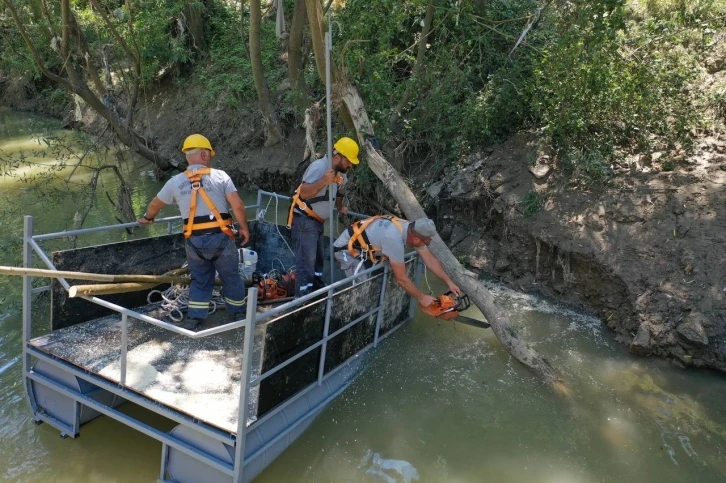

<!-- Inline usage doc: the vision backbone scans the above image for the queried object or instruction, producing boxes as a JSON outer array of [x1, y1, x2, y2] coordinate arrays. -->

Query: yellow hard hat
[[182, 134, 215, 157], [333, 137, 359, 165]]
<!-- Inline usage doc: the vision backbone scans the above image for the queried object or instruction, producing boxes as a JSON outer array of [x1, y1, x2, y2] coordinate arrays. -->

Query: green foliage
[[661, 160, 676, 171], [560, 148, 614, 187], [519, 190, 544, 218], [334, 0, 539, 163], [3, 0, 726, 192], [533, 0, 721, 184], [201, 2, 287, 107]]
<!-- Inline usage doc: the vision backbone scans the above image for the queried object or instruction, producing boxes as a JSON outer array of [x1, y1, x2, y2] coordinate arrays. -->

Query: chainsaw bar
[[452, 315, 491, 329]]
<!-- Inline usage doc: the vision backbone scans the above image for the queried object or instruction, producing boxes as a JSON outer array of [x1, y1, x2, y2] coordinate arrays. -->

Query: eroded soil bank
[[425, 133, 726, 372]]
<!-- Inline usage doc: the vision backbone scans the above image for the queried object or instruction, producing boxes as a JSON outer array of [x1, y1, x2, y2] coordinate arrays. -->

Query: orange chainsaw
[[420, 292, 490, 328]]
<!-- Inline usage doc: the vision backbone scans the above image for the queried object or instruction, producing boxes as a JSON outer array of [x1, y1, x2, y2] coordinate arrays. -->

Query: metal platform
[[20, 190, 421, 482], [29, 308, 257, 433]]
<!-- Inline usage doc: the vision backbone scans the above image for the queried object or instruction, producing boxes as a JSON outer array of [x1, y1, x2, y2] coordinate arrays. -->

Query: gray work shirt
[[156, 164, 237, 218], [334, 218, 415, 263], [299, 156, 347, 221]]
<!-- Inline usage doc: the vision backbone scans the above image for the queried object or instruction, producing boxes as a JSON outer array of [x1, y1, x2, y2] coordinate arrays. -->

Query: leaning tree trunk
[[339, 84, 565, 390], [287, 0, 310, 115], [250, 0, 283, 147]]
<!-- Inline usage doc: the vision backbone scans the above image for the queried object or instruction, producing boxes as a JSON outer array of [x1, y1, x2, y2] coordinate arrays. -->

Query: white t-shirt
[[156, 164, 237, 218], [334, 218, 415, 263]]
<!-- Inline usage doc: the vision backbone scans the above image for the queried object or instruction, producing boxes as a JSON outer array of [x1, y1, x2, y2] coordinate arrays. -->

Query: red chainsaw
[[420, 292, 490, 328]]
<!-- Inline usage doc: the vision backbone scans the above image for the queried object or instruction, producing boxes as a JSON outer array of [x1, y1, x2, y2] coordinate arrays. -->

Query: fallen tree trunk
[[340, 84, 564, 390]]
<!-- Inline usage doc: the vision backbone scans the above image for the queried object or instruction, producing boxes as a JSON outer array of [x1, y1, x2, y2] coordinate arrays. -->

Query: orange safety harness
[[183, 168, 235, 240], [345, 215, 405, 265], [287, 184, 325, 226], [286, 175, 344, 227]]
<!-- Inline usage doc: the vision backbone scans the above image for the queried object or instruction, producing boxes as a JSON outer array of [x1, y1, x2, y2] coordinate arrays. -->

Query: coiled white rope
[[255, 192, 295, 257], [147, 283, 225, 322]]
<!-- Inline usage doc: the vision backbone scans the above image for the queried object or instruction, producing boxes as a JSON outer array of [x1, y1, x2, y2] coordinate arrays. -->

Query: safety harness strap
[[183, 168, 235, 240], [346, 215, 404, 265], [287, 184, 324, 227]]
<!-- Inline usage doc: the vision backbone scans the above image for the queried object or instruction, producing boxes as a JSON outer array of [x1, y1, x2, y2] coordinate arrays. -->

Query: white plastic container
[[238, 248, 258, 281]]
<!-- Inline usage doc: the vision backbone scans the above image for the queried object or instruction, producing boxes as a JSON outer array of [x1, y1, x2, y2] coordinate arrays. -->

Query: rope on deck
[[147, 283, 224, 322]]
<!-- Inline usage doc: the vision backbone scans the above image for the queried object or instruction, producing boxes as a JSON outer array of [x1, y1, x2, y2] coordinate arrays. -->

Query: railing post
[[255, 189, 263, 220], [120, 313, 128, 386], [317, 287, 334, 384], [22, 216, 38, 413], [374, 265, 389, 346], [233, 287, 258, 483], [159, 443, 170, 481]]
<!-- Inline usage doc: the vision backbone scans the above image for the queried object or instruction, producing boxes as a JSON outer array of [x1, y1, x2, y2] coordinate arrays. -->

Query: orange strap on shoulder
[[346, 215, 404, 264], [183, 168, 235, 240]]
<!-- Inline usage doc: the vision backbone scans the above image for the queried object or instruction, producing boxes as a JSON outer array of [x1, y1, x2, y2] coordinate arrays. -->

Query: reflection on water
[[1, 109, 725, 482]]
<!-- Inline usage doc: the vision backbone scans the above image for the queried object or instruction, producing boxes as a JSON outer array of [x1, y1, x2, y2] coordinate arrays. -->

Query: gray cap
[[412, 217, 437, 237]]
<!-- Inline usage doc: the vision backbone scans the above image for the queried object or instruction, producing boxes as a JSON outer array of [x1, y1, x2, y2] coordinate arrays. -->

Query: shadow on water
[[1, 109, 725, 482]]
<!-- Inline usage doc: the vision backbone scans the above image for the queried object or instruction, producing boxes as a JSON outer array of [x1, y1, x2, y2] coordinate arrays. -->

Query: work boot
[[181, 318, 202, 331], [312, 275, 326, 291], [228, 311, 246, 322]]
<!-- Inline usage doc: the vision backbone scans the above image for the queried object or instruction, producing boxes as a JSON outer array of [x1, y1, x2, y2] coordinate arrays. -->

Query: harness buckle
[[191, 181, 201, 191]]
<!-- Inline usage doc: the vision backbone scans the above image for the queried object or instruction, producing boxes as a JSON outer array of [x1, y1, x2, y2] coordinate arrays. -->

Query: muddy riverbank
[[428, 132, 726, 372]]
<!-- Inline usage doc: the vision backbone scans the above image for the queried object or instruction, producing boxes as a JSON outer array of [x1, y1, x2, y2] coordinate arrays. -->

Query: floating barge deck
[[20, 190, 420, 482]]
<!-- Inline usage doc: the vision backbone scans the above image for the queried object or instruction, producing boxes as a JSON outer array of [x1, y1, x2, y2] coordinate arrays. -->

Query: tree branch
[[2, 0, 71, 88]]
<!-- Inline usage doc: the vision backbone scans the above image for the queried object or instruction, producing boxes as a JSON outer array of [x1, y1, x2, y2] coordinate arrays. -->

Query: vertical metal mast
[[325, 7, 335, 284]]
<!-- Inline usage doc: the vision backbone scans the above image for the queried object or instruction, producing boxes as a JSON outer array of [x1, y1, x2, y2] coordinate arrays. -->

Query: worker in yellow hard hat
[[138, 134, 250, 330], [287, 136, 359, 297]]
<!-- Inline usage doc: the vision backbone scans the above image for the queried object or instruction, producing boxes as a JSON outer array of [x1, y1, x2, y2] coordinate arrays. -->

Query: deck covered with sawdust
[[28, 305, 263, 434]]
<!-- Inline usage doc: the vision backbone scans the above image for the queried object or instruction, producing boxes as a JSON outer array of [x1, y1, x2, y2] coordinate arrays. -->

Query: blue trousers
[[185, 233, 247, 319], [291, 215, 324, 297]]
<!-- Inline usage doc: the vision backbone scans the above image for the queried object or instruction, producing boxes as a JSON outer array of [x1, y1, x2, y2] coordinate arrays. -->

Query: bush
[[334, 0, 539, 164], [533, 0, 721, 184]]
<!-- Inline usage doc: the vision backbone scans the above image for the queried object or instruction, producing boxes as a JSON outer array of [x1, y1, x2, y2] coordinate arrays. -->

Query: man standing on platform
[[287, 137, 359, 297], [138, 134, 250, 330]]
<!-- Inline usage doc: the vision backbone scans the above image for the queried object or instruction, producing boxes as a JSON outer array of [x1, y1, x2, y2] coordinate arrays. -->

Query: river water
[[1, 108, 725, 482]]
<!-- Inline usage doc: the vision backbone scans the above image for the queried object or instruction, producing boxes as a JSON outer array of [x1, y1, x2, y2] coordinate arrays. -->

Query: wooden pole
[[0, 265, 191, 284], [69, 282, 158, 298], [67, 276, 252, 298]]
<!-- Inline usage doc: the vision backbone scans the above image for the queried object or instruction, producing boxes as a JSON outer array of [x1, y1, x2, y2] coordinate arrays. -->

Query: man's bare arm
[[137, 197, 167, 224], [389, 260, 436, 307], [226, 191, 250, 246], [299, 169, 336, 199]]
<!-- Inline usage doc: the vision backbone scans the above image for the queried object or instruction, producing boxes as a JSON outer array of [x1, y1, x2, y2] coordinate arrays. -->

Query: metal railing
[[21, 190, 419, 482]]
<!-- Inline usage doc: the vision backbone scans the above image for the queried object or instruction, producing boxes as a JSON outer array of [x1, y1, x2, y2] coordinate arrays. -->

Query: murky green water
[[1, 109, 725, 482]]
